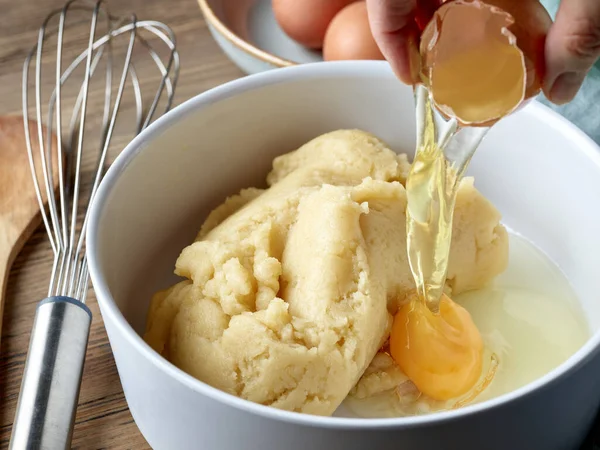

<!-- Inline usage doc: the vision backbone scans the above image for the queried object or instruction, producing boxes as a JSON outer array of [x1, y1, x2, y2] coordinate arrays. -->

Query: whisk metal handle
[[9, 297, 92, 450]]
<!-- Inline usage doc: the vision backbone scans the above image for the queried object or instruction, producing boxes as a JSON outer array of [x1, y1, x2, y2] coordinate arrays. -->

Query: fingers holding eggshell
[[366, 0, 421, 83], [544, 0, 600, 104]]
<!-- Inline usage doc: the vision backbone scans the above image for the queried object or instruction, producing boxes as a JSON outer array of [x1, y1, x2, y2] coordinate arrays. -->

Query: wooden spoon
[[0, 115, 58, 344]]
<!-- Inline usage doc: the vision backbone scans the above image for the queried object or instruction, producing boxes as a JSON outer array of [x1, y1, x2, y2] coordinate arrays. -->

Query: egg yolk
[[389, 293, 483, 401]]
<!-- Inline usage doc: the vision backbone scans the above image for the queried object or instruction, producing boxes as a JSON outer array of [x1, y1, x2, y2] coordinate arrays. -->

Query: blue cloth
[[538, 0, 600, 144]]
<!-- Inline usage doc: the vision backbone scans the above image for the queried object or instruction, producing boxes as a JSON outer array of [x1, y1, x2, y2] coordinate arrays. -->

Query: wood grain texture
[[0, 0, 243, 448], [0, 117, 59, 347]]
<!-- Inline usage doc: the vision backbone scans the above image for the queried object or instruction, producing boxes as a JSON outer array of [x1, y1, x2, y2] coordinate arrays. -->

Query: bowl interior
[[90, 62, 600, 414], [206, 0, 323, 64]]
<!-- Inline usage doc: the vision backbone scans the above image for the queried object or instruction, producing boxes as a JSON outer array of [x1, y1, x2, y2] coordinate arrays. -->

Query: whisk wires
[[22, 0, 180, 302]]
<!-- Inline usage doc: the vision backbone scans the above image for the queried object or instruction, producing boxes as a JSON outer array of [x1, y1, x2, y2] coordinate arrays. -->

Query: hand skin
[[366, 0, 600, 104]]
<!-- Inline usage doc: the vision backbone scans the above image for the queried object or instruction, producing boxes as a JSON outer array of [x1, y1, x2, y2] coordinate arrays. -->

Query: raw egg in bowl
[[88, 61, 600, 450]]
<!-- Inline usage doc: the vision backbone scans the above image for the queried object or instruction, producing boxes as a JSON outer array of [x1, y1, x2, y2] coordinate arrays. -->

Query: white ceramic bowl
[[87, 61, 600, 450], [198, 0, 322, 74]]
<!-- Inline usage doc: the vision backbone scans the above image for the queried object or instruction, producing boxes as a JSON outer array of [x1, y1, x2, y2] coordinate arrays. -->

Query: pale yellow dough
[[144, 129, 508, 416]]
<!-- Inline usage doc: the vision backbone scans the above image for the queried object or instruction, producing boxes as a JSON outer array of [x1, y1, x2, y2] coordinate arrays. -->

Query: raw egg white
[[343, 233, 589, 418], [272, 0, 358, 49], [323, 1, 385, 61]]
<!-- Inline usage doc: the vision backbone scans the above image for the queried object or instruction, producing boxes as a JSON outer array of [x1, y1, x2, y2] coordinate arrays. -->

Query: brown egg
[[323, 2, 385, 62], [272, 0, 358, 49]]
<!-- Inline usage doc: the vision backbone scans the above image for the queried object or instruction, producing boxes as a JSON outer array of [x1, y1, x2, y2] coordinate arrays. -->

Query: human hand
[[366, 0, 600, 104]]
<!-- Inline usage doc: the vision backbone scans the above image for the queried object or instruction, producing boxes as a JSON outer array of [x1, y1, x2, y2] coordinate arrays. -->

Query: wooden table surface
[[0, 0, 243, 448]]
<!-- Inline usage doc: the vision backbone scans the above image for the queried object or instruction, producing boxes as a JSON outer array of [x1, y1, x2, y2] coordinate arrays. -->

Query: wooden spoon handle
[[0, 251, 9, 346], [0, 215, 44, 350], [0, 115, 58, 351]]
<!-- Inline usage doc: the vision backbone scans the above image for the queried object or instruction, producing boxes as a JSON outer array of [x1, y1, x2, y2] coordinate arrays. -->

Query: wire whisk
[[10, 1, 179, 448]]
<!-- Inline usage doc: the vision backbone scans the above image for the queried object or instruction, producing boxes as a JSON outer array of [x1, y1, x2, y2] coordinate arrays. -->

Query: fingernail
[[550, 72, 586, 104]]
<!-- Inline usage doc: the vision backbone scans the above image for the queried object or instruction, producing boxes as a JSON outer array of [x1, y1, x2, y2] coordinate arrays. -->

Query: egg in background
[[323, 2, 385, 61], [272, 0, 358, 49]]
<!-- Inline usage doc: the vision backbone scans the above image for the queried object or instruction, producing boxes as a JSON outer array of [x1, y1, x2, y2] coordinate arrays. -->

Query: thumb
[[544, 0, 600, 104], [366, 0, 420, 84]]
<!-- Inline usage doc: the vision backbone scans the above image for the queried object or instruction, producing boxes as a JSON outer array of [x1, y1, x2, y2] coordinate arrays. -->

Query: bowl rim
[[197, 0, 298, 68], [87, 60, 600, 430]]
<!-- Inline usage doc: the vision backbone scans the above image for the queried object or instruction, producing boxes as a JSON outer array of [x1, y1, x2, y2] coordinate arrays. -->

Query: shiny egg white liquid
[[338, 231, 589, 418]]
